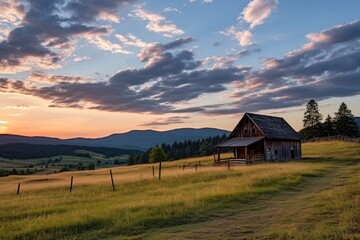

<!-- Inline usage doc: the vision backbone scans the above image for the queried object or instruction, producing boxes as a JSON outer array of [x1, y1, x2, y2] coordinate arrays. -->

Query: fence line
[[303, 135, 360, 144]]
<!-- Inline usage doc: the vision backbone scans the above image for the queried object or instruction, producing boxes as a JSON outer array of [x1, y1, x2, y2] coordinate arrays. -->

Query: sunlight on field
[[0, 141, 359, 239]]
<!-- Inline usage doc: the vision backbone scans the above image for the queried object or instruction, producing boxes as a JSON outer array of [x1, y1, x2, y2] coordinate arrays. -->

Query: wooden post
[[228, 159, 230, 170], [218, 148, 220, 162], [183, 165, 185, 170], [158, 161, 162, 180], [195, 164, 198, 172], [70, 176, 73, 193], [152, 165, 155, 176], [110, 169, 115, 191], [16, 183, 21, 195], [198, 161, 201, 166], [245, 147, 248, 164]]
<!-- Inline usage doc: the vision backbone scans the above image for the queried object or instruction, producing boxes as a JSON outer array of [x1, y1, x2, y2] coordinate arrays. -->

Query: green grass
[[0, 141, 359, 239]]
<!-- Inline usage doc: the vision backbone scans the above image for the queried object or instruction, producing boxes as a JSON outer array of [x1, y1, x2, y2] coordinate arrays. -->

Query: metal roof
[[216, 136, 265, 147]]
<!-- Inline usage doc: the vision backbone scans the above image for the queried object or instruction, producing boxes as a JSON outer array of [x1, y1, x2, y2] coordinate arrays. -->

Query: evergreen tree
[[302, 99, 323, 139], [303, 99, 323, 128], [334, 102, 358, 136], [322, 114, 335, 136]]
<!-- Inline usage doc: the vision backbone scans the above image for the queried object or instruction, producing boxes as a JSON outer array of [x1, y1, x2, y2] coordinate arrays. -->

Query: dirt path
[[135, 162, 358, 240]]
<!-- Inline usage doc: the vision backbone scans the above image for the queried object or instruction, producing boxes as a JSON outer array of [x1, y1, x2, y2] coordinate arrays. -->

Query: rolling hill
[[0, 128, 230, 151]]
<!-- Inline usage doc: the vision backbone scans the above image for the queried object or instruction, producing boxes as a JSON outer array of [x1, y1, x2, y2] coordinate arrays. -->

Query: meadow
[[0, 141, 359, 239]]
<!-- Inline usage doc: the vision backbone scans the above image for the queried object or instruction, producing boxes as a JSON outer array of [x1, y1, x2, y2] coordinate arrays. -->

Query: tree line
[[0, 143, 142, 160], [300, 100, 359, 140], [128, 134, 228, 165]]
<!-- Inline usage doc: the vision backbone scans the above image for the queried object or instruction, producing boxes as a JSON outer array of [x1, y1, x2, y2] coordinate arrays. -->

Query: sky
[[0, 0, 360, 138]]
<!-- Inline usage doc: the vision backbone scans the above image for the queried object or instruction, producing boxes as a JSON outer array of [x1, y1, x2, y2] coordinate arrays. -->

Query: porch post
[[245, 146, 248, 163]]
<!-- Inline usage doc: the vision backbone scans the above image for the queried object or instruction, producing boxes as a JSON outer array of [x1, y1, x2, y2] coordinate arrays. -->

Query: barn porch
[[214, 137, 265, 165]]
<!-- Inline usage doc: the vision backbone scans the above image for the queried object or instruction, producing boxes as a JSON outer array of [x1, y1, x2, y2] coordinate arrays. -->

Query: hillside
[[0, 128, 230, 151], [0, 143, 142, 159], [0, 141, 359, 239]]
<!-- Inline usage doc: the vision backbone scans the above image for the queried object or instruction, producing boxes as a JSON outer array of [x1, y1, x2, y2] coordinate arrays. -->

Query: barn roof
[[216, 136, 265, 147], [229, 113, 301, 141]]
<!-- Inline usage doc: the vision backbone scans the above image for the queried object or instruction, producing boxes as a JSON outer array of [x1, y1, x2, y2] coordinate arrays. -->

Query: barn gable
[[229, 113, 301, 140]]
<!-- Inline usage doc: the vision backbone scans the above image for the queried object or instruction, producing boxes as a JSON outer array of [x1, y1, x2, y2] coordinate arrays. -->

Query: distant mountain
[[0, 128, 230, 151]]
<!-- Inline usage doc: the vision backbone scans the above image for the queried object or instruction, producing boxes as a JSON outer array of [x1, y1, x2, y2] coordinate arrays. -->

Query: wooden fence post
[[195, 164, 198, 172], [16, 183, 21, 195], [110, 169, 115, 191], [228, 159, 230, 170], [70, 176, 73, 193], [152, 165, 155, 177], [158, 161, 162, 180], [182, 165, 185, 170]]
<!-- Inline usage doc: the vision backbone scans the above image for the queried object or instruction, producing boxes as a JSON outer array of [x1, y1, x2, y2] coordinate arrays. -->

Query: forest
[[300, 101, 359, 140], [128, 134, 228, 165]]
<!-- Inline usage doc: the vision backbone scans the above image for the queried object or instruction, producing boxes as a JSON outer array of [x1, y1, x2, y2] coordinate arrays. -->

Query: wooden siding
[[232, 117, 265, 138], [264, 140, 301, 162]]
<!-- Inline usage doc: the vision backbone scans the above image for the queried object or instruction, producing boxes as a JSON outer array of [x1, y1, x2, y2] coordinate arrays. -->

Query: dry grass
[[0, 141, 358, 239]]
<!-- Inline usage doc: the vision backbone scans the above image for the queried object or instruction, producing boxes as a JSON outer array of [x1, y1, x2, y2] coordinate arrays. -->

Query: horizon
[[0, 126, 231, 139], [1, 0, 360, 138]]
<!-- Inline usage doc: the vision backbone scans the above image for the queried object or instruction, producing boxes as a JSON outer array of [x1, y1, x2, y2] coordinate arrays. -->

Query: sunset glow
[[0, 0, 359, 138]]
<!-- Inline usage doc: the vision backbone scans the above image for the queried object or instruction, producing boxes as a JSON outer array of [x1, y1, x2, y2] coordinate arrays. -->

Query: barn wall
[[233, 116, 265, 138], [234, 141, 264, 160], [264, 140, 302, 162]]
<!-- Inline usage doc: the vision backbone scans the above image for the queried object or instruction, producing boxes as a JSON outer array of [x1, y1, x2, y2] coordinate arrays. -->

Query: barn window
[[244, 129, 248, 135], [252, 128, 256, 134], [274, 148, 278, 155]]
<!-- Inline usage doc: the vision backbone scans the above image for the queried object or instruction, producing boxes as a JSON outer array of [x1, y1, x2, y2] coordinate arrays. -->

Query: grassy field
[[0, 141, 359, 239]]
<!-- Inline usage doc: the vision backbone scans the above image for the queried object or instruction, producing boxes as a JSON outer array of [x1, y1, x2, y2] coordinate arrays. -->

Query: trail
[[136, 161, 358, 240]]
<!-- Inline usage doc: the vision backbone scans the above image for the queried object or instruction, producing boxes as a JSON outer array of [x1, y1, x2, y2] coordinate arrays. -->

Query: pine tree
[[334, 102, 358, 136], [322, 114, 335, 136], [302, 99, 323, 139], [303, 99, 323, 128]]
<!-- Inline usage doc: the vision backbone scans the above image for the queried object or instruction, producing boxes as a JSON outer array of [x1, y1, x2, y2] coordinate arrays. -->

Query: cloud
[[241, 0, 278, 29], [140, 116, 189, 127], [138, 37, 193, 62], [203, 49, 259, 69], [63, 0, 136, 24], [1, 20, 359, 118], [163, 7, 181, 14], [188, 0, 214, 3], [221, 27, 254, 46], [0, 104, 29, 110], [129, 7, 184, 37], [115, 33, 153, 48], [0, 0, 135, 74], [86, 35, 132, 54], [73, 55, 90, 62], [223, 0, 277, 46], [29, 72, 95, 84], [0, 38, 249, 114], [0, 0, 25, 25], [206, 20, 360, 115]]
